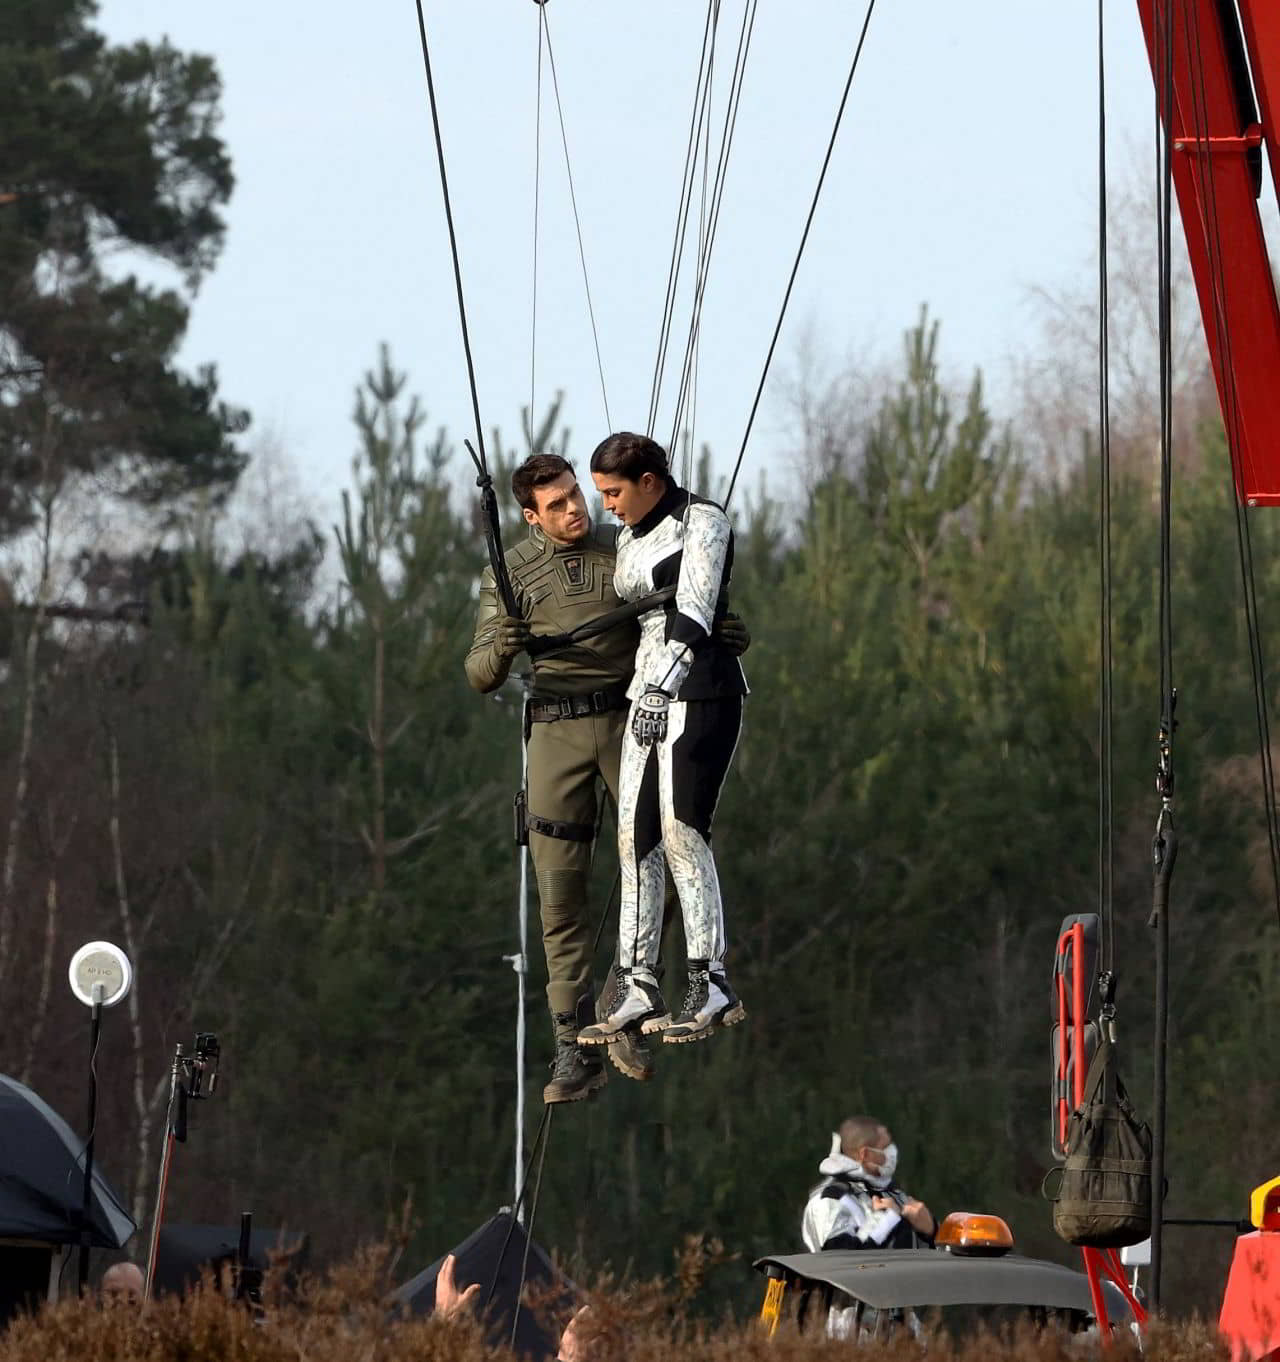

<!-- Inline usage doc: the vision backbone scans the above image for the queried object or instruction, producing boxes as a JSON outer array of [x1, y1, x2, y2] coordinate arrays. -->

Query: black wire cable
[[648, 0, 718, 436], [650, 2, 720, 439], [1180, 0, 1280, 928], [541, 6, 612, 430], [681, 22, 716, 488], [530, 9, 545, 432], [648, 0, 720, 437], [1237, 510, 1280, 927], [1097, 0, 1116, 990], [1148, 0, 1178, 1313], [484, 1104, 553, 1312], [683, 109, 711, 488], [724, 0, 878, 510], [509, 1108, 554, 1350], [668, 0, 760, 461], [413, 0, 489, 465], [591, 868, 623, 960]]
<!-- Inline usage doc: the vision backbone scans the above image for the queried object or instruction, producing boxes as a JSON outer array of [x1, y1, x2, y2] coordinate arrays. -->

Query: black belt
[[528, 684, 630, 724]]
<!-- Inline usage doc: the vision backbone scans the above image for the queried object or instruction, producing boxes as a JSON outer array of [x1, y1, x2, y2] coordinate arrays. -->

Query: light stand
[[501, 673, 532, 1220], [66, 940, 133, 1295], [78, 982, 103, 1291]]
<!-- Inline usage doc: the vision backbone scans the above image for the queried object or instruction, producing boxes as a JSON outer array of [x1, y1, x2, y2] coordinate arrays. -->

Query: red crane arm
[[1136, 0, 1280, 507]]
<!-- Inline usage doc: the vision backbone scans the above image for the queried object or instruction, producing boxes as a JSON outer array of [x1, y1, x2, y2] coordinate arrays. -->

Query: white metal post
[[503, 676, 532, 1220]]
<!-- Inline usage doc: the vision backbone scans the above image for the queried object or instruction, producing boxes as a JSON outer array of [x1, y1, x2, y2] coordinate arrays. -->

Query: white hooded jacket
[[800, 1134, 922, 1253]]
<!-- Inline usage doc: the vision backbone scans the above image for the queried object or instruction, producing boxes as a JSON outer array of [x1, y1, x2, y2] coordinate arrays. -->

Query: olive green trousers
[[526, 710, 676, 1014]]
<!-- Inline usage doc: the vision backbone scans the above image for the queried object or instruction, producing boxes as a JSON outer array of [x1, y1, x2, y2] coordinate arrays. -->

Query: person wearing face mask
[[801, 1115, 936, 1253]]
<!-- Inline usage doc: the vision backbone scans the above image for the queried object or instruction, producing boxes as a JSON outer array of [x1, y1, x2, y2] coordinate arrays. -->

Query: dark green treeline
[[2, 321, 1278, 1318]]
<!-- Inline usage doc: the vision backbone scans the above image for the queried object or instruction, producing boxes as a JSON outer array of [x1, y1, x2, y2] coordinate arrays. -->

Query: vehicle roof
[[754, 1249, 1130, 1317]]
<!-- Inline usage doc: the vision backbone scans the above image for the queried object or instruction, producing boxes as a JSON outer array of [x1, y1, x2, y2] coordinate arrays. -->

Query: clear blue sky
[[94, 0, 1158, 511]]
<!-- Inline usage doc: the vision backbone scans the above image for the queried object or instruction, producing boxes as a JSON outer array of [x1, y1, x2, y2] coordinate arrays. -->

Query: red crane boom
[[1135, 0, 1280, 506]]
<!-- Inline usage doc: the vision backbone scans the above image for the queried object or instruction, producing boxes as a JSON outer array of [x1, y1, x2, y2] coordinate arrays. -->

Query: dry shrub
[[0, 1248, 1234, 1362]]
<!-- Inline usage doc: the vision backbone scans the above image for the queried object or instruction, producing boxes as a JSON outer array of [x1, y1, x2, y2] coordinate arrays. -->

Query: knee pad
[[536, 867, 590, 926]]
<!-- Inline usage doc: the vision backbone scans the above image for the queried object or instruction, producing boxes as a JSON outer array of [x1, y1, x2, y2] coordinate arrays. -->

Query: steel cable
[[668, 0, 760, 465], [724, 0, 878, 510], [412, 0, 489, 464], [648, 1, 720, 437], [1097, 0, 1116, 985], [541, 6, 612, 429]]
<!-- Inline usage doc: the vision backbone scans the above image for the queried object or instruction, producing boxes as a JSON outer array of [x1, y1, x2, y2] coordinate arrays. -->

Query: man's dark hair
[[589, 431, 670, 483], [839, 1116, 888, 1157], [511, 453, 573, 512]]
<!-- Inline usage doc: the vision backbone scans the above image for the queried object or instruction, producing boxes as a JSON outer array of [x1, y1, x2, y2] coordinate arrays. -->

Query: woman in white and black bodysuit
[[577, 432, 748, 1045]]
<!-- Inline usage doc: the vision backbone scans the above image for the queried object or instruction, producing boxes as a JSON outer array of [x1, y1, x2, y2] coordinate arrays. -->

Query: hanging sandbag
[[1048, 1036, 1152, 1248]]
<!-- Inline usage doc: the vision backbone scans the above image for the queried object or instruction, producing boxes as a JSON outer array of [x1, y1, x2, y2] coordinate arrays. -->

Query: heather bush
[[0, 1246, 1233, 1362]]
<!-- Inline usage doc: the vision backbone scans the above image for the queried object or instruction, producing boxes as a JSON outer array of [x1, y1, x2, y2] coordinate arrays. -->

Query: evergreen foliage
[[0, 0, 246, 539], [3, 312, 1277, 1321]]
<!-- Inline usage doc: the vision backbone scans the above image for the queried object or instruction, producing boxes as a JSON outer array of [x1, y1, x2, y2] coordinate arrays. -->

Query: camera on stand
[[143, 1031, 223, 1297]]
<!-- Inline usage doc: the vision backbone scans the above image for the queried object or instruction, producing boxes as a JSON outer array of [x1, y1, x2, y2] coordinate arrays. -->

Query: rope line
[[541, 6, 612, 429], [724, 0, 878, 509]]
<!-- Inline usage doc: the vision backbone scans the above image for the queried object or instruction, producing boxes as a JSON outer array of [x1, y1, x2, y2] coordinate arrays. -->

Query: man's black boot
[[543, 997, 606, 1105]]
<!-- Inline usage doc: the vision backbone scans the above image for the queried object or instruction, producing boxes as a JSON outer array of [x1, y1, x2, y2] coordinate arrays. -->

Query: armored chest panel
[[509, 527, 638, 694], [520, 552, 614, 623]]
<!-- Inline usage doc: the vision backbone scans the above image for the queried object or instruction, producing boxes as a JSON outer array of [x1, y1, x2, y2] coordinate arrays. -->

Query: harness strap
[[526, 812, 596, 843], [526, 586, 677, 658]]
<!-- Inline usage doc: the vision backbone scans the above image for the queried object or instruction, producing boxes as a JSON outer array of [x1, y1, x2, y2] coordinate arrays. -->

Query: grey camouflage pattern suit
[[613, 486, 746, 970]]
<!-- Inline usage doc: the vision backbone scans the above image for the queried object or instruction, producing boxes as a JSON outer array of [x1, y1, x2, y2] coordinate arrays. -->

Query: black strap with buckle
[[528, 684, 630, 724], [525, 811, 596, 843]]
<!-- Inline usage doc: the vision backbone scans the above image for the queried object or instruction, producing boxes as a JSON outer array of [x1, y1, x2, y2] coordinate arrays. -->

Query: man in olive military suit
[[465, 454, 746, 1103]]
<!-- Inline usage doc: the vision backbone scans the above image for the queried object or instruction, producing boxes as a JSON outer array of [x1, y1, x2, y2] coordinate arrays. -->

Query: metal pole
[[1150, 892, 1169, 1307], [1149, 803, 1176, 1309], [144, 1045, 185, 1300], [78, 984, 103, 1293], [505, 676, 531, 1220]]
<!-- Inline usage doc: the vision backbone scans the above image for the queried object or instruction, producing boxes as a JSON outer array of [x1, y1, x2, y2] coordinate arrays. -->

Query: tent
[[0, 1074, 135, 1248], [391, 1211, 566, 1360]]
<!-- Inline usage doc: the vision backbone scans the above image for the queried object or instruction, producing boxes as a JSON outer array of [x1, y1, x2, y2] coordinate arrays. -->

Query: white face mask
[[862, 1142, 898, 1188]]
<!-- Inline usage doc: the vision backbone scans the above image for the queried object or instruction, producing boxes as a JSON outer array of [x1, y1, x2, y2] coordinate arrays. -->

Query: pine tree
[[0, 0, 247, 540]]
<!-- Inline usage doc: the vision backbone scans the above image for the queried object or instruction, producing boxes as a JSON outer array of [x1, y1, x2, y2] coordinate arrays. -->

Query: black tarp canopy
[[0, 1074, 135, 1248], [391, 1211, 565, 1360]]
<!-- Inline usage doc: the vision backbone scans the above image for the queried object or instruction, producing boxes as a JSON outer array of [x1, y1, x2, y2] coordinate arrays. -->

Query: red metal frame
[[1054, 924, 1087, 1152], [1135, 0, 1280, 507], [1055, 923, 1149, 1335]]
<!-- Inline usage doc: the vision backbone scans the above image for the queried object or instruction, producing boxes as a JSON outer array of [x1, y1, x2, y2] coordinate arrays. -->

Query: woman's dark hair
[[589, 432, 670, 483], [511, 453, 573, 511]]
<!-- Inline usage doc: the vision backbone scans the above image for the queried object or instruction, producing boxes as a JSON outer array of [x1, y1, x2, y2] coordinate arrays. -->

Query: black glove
[[493, 615, 533, 660], [714, 612, 751, 656], [632, 687, 671, 746]]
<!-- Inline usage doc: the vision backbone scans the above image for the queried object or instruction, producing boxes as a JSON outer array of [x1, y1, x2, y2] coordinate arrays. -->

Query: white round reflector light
[[68, 941, 133, 1008]]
